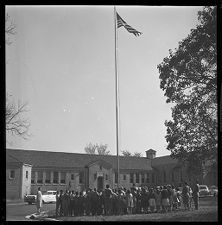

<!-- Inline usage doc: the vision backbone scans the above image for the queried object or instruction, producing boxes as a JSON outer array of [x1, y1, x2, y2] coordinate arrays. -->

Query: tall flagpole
[[114, 6, 120, 188]]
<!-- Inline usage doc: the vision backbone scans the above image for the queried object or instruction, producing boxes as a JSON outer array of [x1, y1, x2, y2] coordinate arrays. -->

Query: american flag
[[116, 13, 142, 37]]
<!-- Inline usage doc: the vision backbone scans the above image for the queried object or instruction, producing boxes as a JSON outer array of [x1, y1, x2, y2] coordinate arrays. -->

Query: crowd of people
[[51, 180, 200, 218]]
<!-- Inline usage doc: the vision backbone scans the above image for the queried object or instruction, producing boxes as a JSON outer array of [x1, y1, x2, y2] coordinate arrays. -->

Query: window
[[71, 174, 74, 180], [141, 173, 145, 183], [115, 172, 118, 184], [123, 174, 126, 181], [146, 173, 149, 183], [9, 170, 15, 179], [37, 171, 43, 183], [45, 171, 51, 184], [130, 173, 134, 183], [31, 171, 35, 184], [60, 172, 66, 184], [26, 171, 28, 179], [79, 172, 84, 184], [136, 173, 139, 183], [100, 165, 102, 170], [163, 171, 166, 183], [105, 174, 108, 180], [152, 173, 155, 183], [53, 171, 58, 184]]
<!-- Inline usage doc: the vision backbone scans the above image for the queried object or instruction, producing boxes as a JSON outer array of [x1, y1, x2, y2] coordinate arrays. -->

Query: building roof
[[152, 155, 178, 167], [6, 149, 153, 171], [146, 149, 156, 153], [6, 152, 23, 164]]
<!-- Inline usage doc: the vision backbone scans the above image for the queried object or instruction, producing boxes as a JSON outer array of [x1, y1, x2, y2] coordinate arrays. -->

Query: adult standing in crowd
[[55, 190, 60, 218], [188, 183, 193, 210], [78, 192, 85, 216], [155, 187, 162, 213], [167, 185, 173, 212], [74, 191, 79, 216], [91, 188, 99, 215], [161, 185, 170, 213], [62, 190, 69, 216], [149, 188, 156, 213], [171, 185, 179, 211], [126, 190, 134, 214], [182, 182, 190, 210], [36, 187, 43, 214], [192, 180, 200, 210], [70, 190, 75, 216], [103, 184, 113, 215], [59, 190, 64, 216]]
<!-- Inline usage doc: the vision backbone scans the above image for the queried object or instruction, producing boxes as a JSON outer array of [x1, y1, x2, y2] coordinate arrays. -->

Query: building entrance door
[[97, 176, 104, 190]]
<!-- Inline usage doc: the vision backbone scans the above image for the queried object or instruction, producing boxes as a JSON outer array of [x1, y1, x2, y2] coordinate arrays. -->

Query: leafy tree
[[84, 143, 110, 155], [157, 7, 217, 168]]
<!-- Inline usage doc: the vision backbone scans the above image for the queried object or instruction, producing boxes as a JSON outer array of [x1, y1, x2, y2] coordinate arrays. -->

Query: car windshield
[[200, 186, 207, 189], [210, 186, 217, 189]]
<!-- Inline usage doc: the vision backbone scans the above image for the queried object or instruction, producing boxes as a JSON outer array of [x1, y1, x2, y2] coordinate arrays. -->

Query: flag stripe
[[116, 13, 142, 36]]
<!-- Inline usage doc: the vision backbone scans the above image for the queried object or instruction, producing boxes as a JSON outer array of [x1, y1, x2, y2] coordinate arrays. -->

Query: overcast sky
[[6, 5, 203, 157]]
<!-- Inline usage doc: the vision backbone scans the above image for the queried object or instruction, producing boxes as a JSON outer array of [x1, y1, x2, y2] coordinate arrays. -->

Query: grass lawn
[[48, 196, 218, 221]]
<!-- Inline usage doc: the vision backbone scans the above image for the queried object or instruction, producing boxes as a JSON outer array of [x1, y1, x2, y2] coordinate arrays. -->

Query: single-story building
[[6, 148, 217, 199]]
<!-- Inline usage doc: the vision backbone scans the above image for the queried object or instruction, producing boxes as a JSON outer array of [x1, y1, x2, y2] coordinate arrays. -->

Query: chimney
[[145, 149, 156, 159]]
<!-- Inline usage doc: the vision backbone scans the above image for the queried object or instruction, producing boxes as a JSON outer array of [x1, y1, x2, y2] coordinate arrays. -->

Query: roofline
[[23, 163, 33, 167], [6, 153, 23, 163], [7, 148, 175, 165], [6, 148, 153, 159]]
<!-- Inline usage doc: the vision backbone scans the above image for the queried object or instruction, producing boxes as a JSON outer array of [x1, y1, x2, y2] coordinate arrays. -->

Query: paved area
[[6, 202, 56, 221]]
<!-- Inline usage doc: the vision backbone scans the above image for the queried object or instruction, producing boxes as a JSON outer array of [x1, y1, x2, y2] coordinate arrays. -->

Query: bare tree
[[121, 150, 132, 157], [84, 143, 110, 155], [133, 152, 142, 157], [5, 13, 16, 45], [97, 143, 110, 155], [6, 94, 30, 140], [122, 150, 142, 157], [6, 14, 30, 141], [84, 142, 96, 154]]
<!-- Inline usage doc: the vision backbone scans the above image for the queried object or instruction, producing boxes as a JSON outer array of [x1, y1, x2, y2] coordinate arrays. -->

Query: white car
[[42, 190, 57, 203], [209, 185, 218, 197], [24, 190, 57, 204], [199, 185, 210, 197]]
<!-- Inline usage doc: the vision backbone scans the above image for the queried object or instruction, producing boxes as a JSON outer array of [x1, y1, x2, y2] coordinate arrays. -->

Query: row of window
[[31, 171, 84, 184], [114, 171, 183, 184], [9, 169, 183, 184], [114, 173, 155, 184], [9, 170, 29, 180]]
